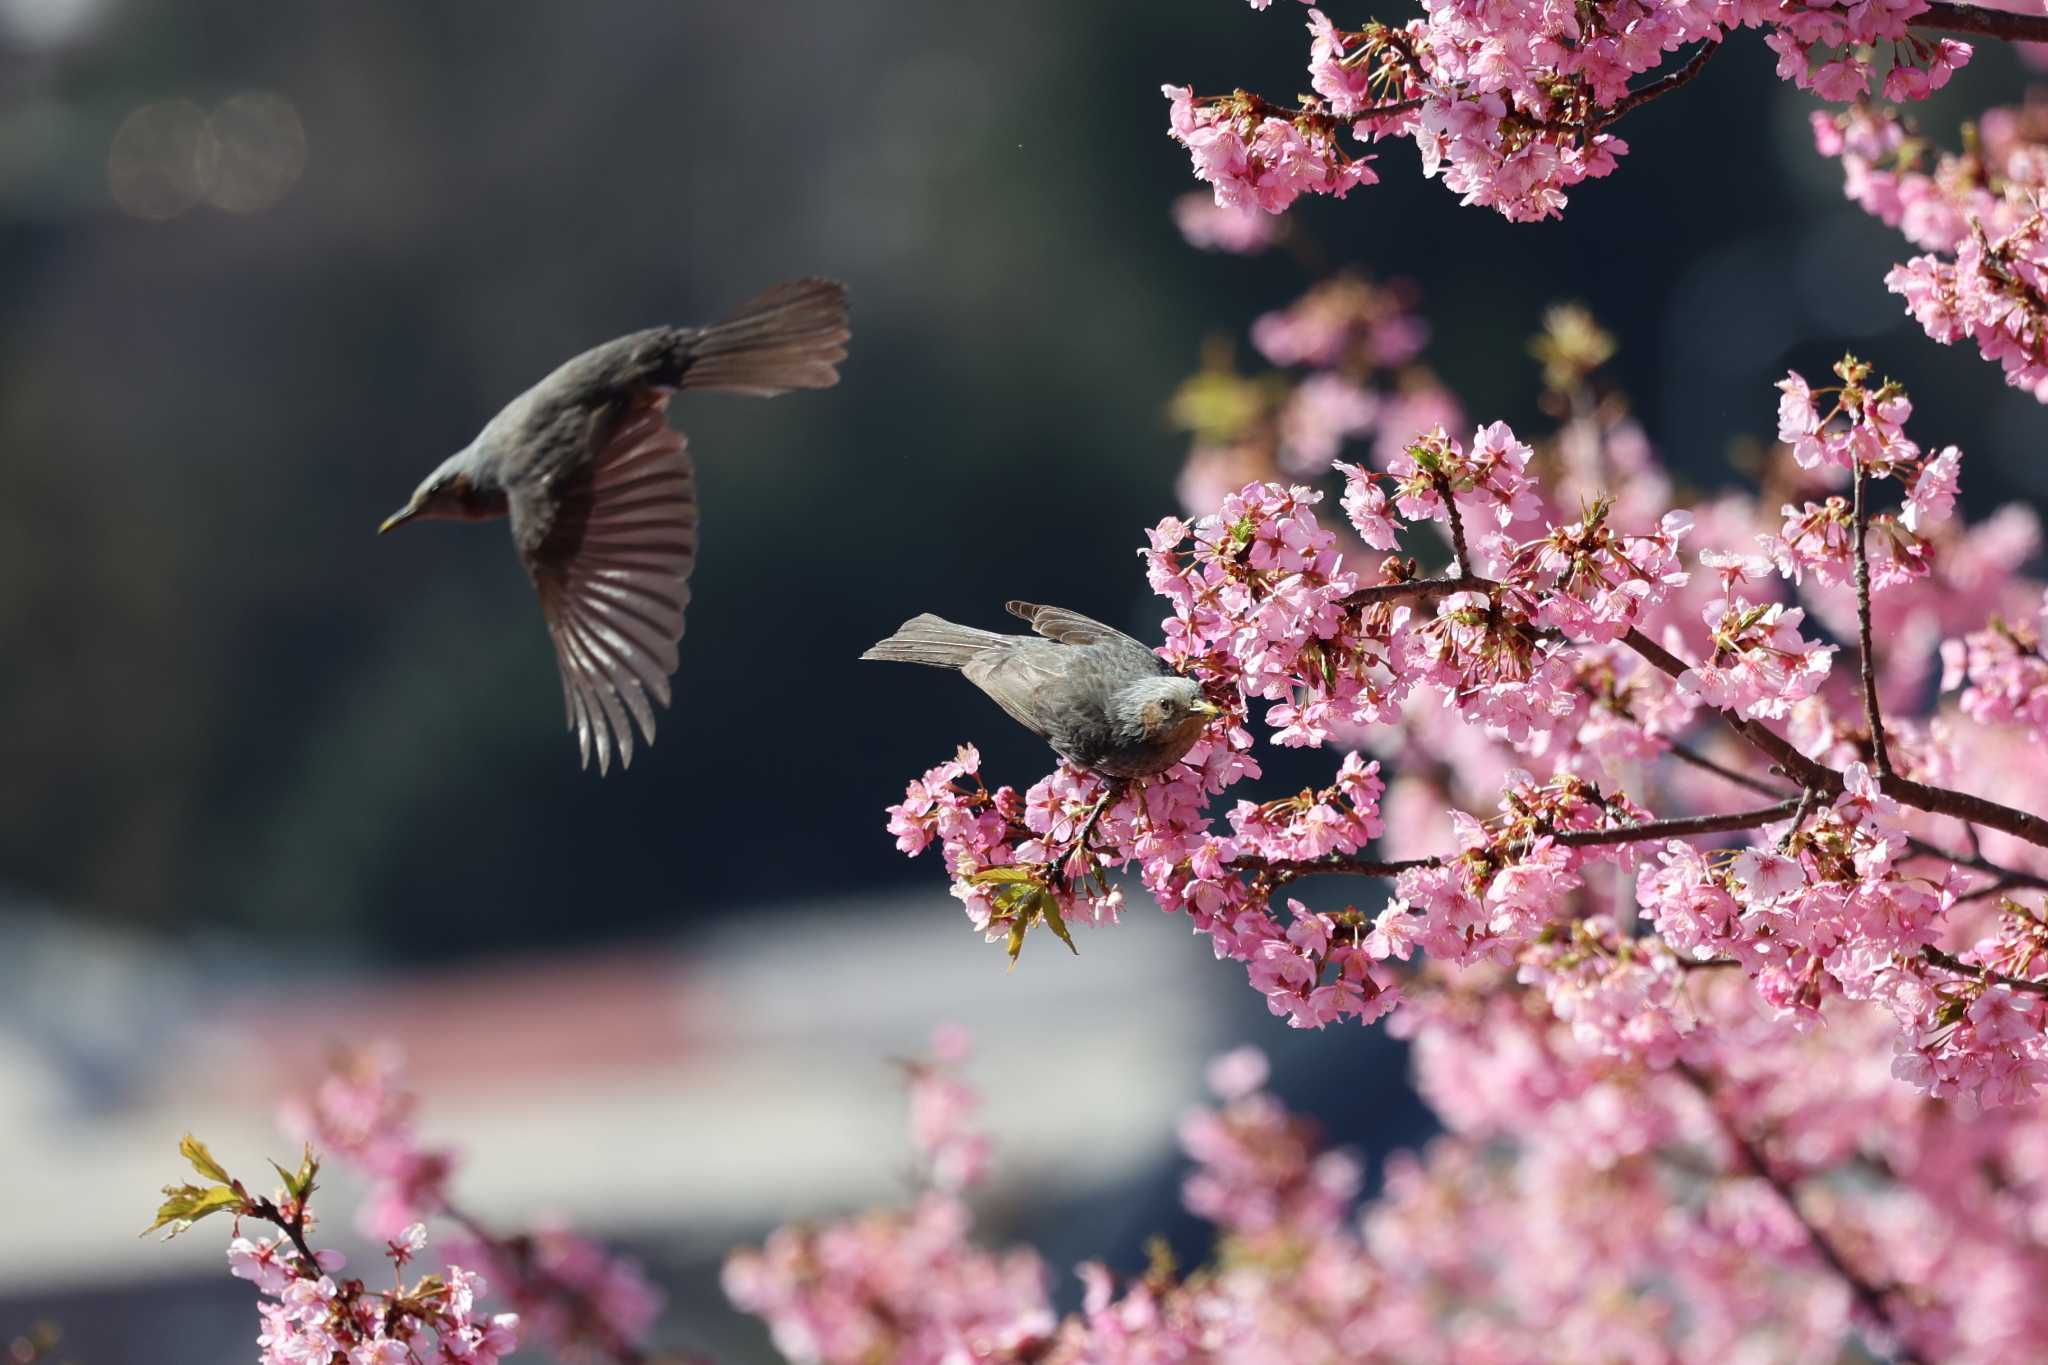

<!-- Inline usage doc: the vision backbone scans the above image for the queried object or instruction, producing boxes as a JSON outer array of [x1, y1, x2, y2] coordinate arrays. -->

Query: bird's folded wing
[[963, 644, 1071, 741], [513, 393, 697, 774]]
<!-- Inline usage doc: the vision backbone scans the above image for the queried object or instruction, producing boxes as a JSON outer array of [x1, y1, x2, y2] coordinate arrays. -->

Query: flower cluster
[[721, 1032, 1057, 1363], [1942, 592, 2048, 744], [1171, 191, 1280, 254], [1162, 86, 1376, 216], [280, 1044, 452, 1240], [1816, 99, 2048, 404], [280, 1048, 663, 1364], [732, 1025, 2048, 1364], [147, 1140, 520, 1365], [887, 310, 2048, 1119], [1169, 0, 1974, 226], [1168, 271, 1454, 519]]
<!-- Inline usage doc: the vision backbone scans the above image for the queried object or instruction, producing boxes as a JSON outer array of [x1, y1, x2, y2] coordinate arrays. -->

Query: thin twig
[[1235, 853, 1443, 881], [1339, 566, 2048, 850], [252, 1198, 326, 1275], [1921, 944, 2048, 997], [440, 1200, 663, 1365], [1553, 798, 1803, 847], [1342, 574, 1491, 610], [1621, 628, 1837, 788], [1064, 780, 1126, 887], [1239, 799, 1800, 881], [1622, 625, 2048, 849], [1439, 474, 1473, 577], [1666, 741, 1792, 799], [1901, 837, 2048, 894], [1597, 40, 1721, 128], [1777, 786, 1821, 851], [1851, 460, 1894, 777]]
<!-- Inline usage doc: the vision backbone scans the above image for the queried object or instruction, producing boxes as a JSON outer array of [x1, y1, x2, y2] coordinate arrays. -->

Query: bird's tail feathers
[[861, 614, 1008, 669], [680, 277, 850, 397]]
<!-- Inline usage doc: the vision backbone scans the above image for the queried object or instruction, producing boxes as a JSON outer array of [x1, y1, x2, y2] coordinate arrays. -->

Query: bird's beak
[[1192, 698, 1224, 719], [378, 499, 421, 535]]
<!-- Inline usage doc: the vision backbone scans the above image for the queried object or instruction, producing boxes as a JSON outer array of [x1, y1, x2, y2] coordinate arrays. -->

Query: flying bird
[[379, 278, 849, 774], [862, 601, 1222, 778]]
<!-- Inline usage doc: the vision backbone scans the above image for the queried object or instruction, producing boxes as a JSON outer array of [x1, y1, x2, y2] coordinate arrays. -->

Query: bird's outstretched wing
[[1004, 601, 1146, 649], [513, 392, 697, 774]]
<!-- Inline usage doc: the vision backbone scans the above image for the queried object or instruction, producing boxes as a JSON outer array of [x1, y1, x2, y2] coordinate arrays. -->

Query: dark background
[[4, 1, 2047, 1358], [6, 4, 2044, 953]]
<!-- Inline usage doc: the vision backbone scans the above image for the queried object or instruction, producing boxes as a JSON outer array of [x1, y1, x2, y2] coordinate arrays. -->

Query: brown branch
[[1335, 567, 2048, 850], [1851, 461, 1894, 778], [1912, 0, 2048, 42], [1665, 741, 1791, 799], [1597, 40, 1721, 128], [1439, 474, 1474, 577], [1238, 799, 1800, 881], [1621, 627, 1841, 788], [1921, 944, 2048, 997], [1235, 853, 1443, 880], [1342, 574, 1491, 610], [1355, 96, 1426, 122], [1552, 798, 1804, 847], [251, 1197, 326, 1277], [1622, 626, 2048, 849], [1901, 837, 2048, 894], [440, 1200, 666, 1365], [1879, 773, 2048, 849], [1676, 1063, 1924, 1365]]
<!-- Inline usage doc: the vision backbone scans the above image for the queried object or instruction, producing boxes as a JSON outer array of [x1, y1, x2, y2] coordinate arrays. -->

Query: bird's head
[[1122, 676, 1225, 747], [379, 450, 507, 534]]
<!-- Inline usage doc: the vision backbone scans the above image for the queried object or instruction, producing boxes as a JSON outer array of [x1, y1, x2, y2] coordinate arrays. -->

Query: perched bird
[[862, 601, 1222, 778], [379, 278, 849, 773]]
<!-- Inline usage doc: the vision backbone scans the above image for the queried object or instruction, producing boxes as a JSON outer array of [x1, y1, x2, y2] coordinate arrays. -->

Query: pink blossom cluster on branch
[[145, 1140, 520, 1365], [171, 1049, 665, 1365], [884, 300, 2048, 1117], [1167, 0, 1975, 225], [728, 1023, 2048, 1363], [1816, 98, 2048, 403]]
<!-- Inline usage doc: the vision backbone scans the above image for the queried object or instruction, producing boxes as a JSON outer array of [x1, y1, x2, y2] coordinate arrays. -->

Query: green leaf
[[178, 1134, 233, 1186], [967, 865, 1081, 967], [142, 1182, 243, 1239], [271, 1144, 319, 1202], [1040, 896, 1079, 957]]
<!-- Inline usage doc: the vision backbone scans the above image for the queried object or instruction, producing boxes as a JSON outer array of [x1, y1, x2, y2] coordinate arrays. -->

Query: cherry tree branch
[[1238, 798, 1802, 881], [250, 1195, 325, 1276], [1620, 625, 2048, 848], [439, 1200, 673, 1365], [1912, 0, 2048, 42], [1665, 741, 1790, 799], [1920, 944, 2048, 997], [1328, 563, 2048, 847], [1343, 574, 1492, 610], [1596, 39, 1721, 128], [1438, 475, 1474, 576], [1851, 460, 1894, 777], [1676, 1063, 1925, 1365]]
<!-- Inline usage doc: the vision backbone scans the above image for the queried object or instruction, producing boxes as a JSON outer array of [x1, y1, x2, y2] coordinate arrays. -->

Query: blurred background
[[4, 0, 2046, 1359]]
